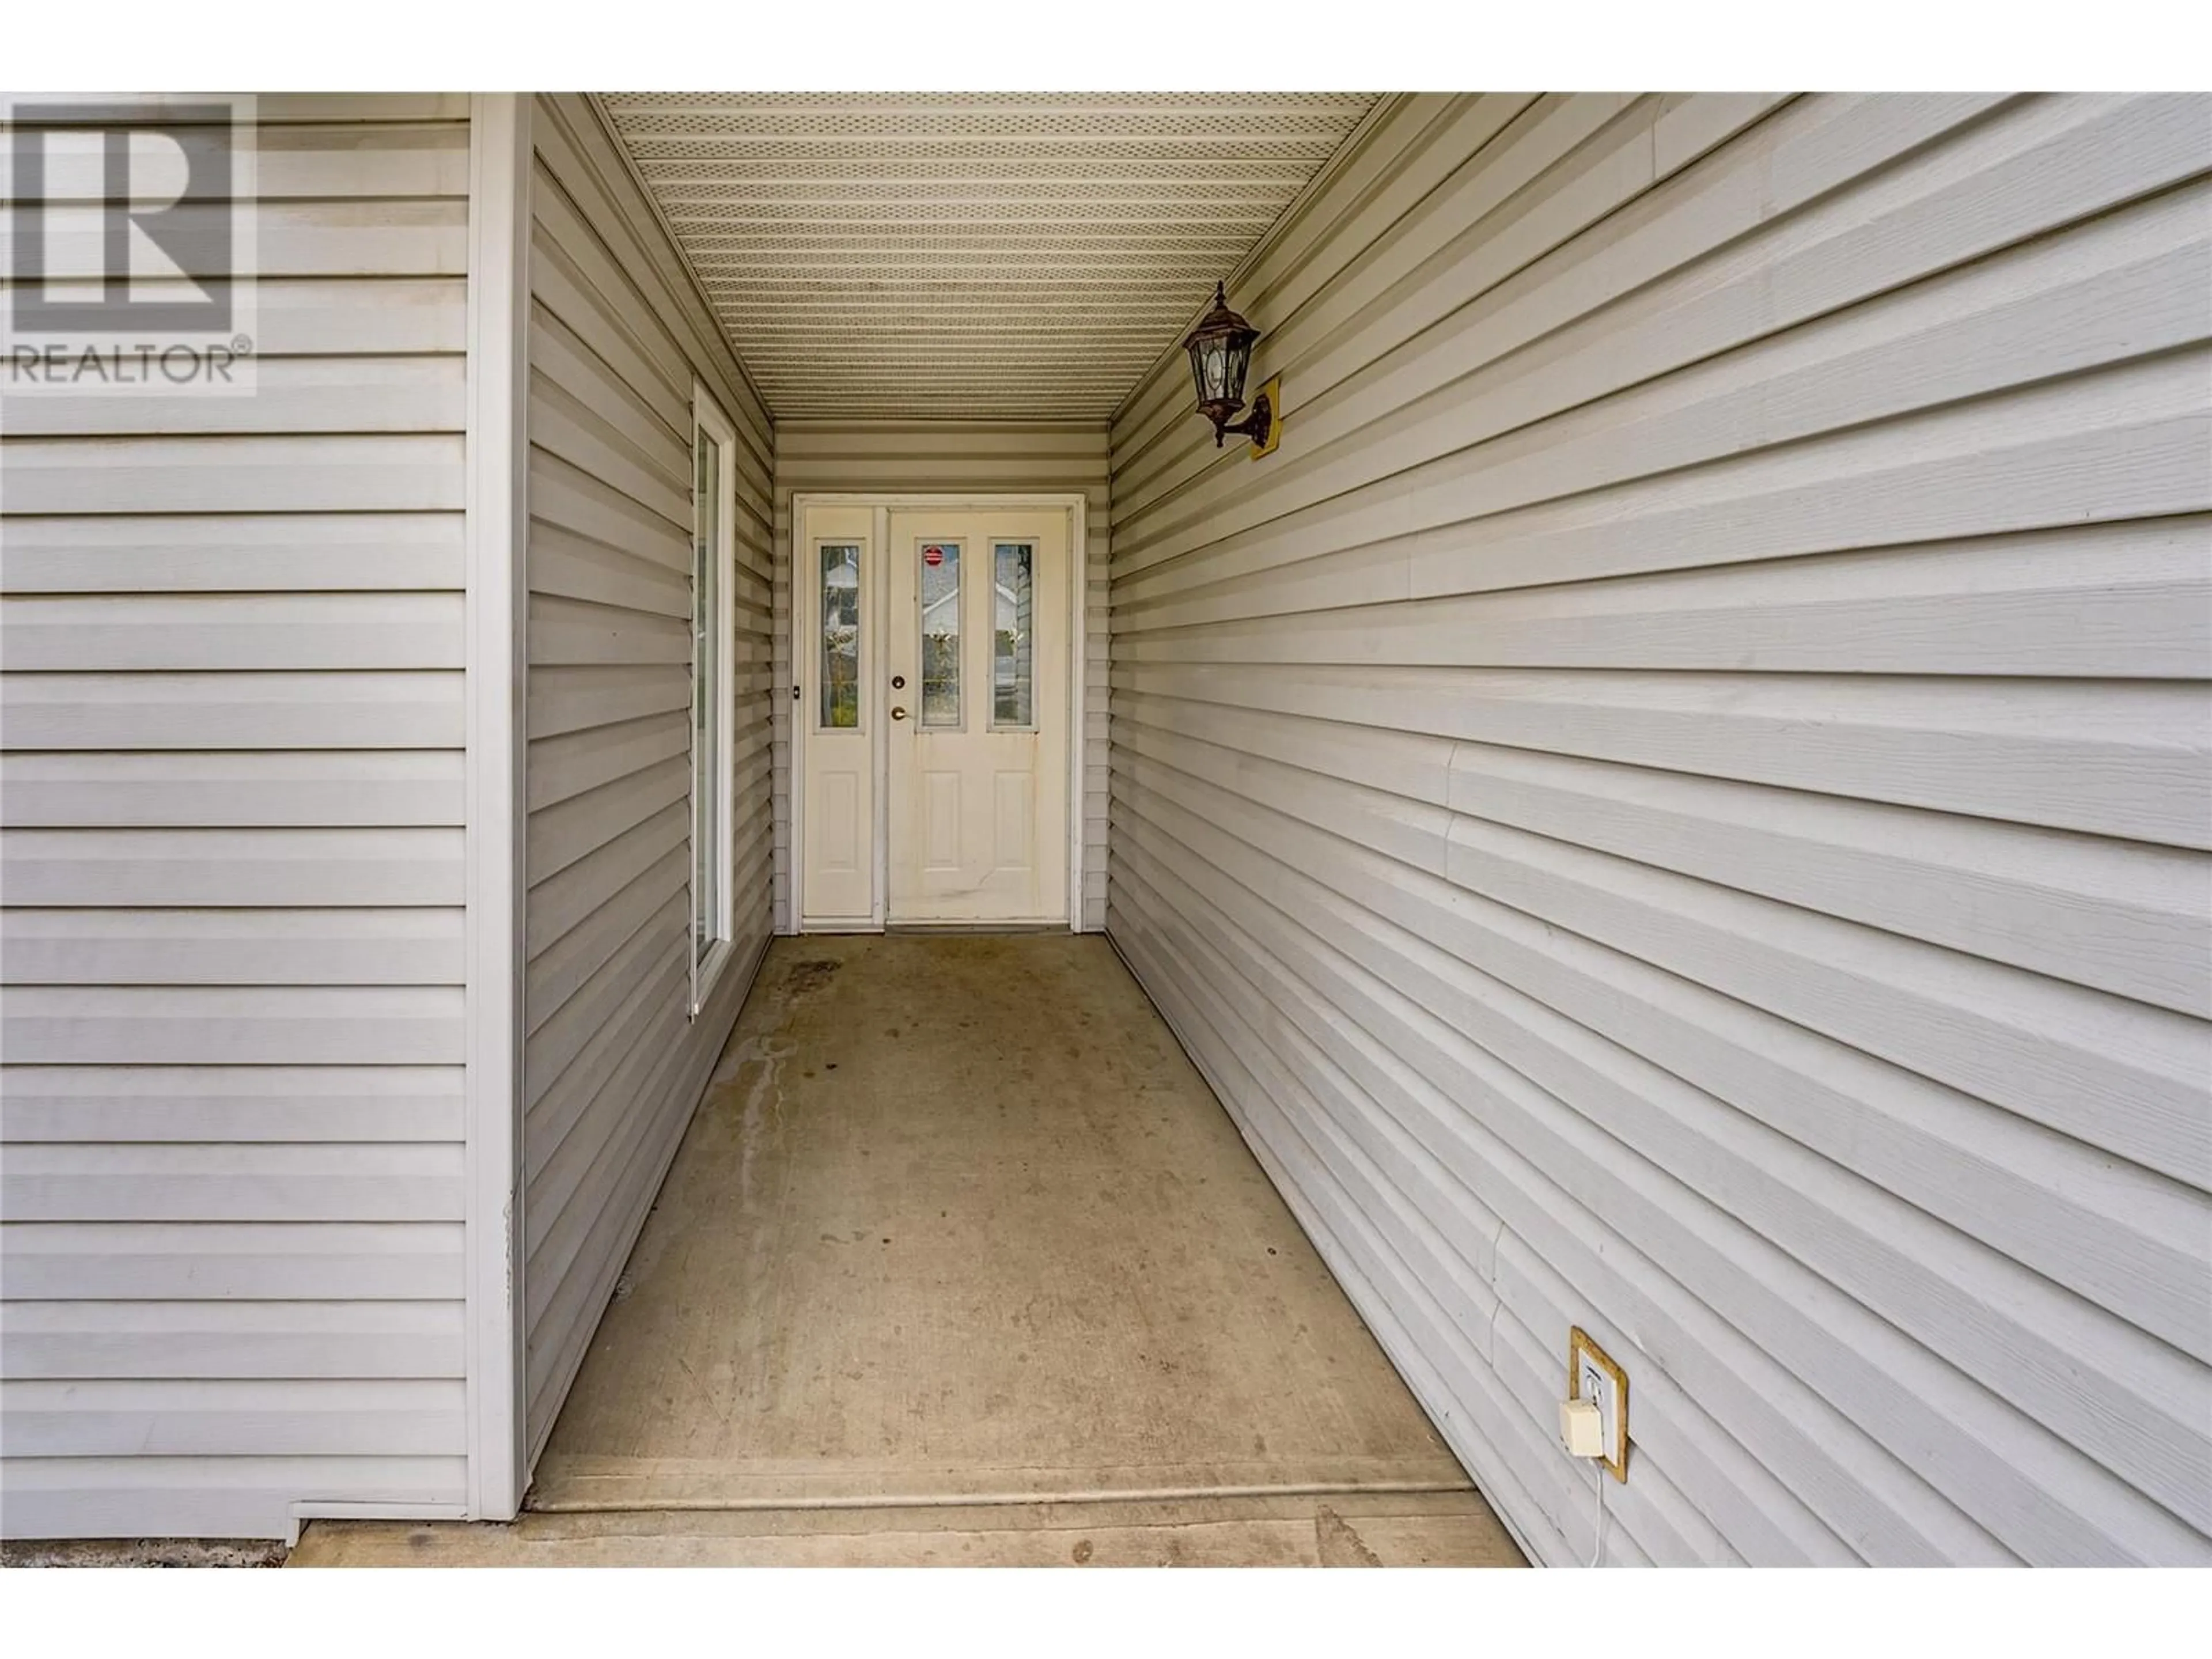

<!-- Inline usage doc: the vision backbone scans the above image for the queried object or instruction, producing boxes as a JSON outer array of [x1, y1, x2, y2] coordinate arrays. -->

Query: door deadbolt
[[891, 675, 906, 689]]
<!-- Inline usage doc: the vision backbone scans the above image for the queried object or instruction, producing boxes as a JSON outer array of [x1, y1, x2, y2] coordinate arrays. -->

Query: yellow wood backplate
[[1568, 1326, 1630, 1483], [1248, 374, 1283, 460]]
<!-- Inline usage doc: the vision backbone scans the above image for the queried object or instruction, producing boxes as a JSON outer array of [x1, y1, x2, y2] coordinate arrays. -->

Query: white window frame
[[690, 384, 740, 1015]]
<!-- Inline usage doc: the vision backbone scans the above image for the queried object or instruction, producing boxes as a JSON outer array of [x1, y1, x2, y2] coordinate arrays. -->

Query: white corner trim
[[1067, 492, 1090, 931], [463, 90, 531, 1523]]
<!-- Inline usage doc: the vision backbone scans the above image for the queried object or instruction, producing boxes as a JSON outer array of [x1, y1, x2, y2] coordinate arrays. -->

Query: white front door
[[886, 509, 1069, 923], [797, 503, 1071, 928]]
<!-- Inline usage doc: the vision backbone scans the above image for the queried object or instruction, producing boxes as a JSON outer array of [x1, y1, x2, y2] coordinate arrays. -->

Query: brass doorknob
[[891, 706, 908, 720]]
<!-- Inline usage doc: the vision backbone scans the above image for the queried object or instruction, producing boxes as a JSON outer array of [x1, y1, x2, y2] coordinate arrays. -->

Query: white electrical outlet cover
[[1568, 1327, 1630, 1481], [1577, 1353, 1623, 1465]]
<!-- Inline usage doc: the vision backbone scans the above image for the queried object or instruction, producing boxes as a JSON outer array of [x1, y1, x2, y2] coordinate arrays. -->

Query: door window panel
[[919, 541, 961, 728], [819, 543, 861, 729], [992, 541, 1035, 728]]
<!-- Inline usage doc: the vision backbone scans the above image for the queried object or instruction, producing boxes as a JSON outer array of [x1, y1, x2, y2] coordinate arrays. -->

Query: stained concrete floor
[[297, 935, 1522, 1567]]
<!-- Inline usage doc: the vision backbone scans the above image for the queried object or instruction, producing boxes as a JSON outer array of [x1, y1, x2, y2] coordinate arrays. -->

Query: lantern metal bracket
[[1216, 374, 1283, 459]]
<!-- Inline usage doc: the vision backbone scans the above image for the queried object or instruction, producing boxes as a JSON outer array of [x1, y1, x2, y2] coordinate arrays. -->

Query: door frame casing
[[789, 491, 1090, 934]]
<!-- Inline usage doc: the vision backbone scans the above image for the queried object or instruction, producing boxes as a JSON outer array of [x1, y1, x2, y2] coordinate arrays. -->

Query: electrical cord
[[1590, 1470, 1605, 1567]]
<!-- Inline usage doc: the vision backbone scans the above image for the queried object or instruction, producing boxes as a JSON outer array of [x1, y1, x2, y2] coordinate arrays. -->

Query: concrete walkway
[[296, 935, 1522, 1567]]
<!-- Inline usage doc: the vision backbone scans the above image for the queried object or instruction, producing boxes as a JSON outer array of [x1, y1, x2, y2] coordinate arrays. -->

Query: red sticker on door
[[923, 545, 945, 566]]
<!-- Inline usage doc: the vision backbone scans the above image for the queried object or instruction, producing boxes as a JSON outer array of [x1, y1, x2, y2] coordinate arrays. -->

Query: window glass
[[992, 542, 1034, 728], [919, 541, 961, 728], [691, 428, 722, 967], [819, 543, 860, 729]]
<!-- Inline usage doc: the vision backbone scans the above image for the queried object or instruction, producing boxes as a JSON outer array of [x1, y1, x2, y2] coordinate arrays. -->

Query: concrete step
[[289, 1488, 1526, 1567]]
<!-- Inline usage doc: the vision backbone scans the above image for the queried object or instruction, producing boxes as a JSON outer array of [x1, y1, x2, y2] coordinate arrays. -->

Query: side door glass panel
[[819, 542, 861, 729]]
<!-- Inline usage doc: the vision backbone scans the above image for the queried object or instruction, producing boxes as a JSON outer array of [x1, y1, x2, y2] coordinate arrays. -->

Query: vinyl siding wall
[[772, 421, 1109, 932], [0, 96, 477, 1537], [520, 96, 775, 1463], [1105, 92, 2212, 1566]]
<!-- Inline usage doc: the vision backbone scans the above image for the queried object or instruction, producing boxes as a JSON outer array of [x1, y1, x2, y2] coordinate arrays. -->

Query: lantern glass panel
[[1195, 338, 1233, 403], [1219, 334, 1250, 407]]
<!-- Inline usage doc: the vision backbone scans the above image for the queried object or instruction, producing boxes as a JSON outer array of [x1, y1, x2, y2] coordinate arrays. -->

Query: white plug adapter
[[1559, 1397, 1604, 1459]]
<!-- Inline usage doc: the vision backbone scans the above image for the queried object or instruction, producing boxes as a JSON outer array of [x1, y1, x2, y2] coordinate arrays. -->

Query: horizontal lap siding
[[521, 96, 775, 1464], [771, 422, 1110, 930], [0, 97, 474, 1538], [1105, 92, 2212, 1566]]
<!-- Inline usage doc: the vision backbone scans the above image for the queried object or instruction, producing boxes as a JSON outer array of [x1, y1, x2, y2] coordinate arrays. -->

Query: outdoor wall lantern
[[1184, 282, 1283, 458]]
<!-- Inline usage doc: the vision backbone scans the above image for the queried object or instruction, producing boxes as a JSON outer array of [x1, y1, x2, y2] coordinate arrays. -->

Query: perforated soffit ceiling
[[597, 93, 1381, 422]]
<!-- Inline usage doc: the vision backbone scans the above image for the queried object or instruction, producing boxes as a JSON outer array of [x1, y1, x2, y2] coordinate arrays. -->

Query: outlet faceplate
[[1569, 1327, 1630, 1483]]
